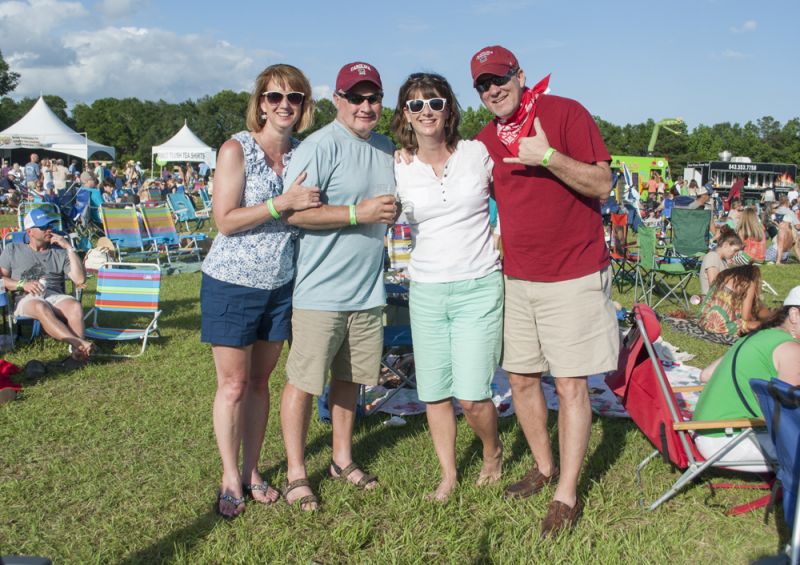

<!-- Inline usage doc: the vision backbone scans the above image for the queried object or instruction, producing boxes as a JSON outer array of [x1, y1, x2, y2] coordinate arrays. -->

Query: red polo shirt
[[477, 94, 611, 282]]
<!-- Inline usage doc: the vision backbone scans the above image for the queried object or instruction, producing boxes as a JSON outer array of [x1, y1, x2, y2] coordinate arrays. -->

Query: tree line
[[1, 87, 798, 175]]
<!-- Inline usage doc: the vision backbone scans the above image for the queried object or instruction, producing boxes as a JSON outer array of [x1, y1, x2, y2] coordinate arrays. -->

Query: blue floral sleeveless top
[[202, 131, 299, 290]]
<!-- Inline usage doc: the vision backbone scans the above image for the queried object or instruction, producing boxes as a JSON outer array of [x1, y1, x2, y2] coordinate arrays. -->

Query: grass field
[[0, 211, 798, 564]]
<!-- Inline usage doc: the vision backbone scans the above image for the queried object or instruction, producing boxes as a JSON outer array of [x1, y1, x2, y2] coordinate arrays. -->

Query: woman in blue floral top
[[201, 64, 320, 520]]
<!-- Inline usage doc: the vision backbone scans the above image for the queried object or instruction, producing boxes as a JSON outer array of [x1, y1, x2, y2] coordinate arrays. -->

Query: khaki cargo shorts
[[285, 306, 384, 396], [502, 267, 619, 377]]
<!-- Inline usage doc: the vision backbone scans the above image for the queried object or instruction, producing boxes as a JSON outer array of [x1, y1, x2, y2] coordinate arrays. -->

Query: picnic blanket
[[663, 316, 737, 346], [364, 336, 702, 420]]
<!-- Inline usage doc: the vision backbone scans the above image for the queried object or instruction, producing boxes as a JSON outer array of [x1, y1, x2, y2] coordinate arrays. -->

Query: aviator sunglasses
[[405, 98, 447, 113], [475, 67, 519, 94], [262, 91, 305, 105], [337, 91, 384, 105]]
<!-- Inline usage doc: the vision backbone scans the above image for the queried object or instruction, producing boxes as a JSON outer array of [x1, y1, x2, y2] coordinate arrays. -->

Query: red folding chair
[[605, 303, 773, 511]]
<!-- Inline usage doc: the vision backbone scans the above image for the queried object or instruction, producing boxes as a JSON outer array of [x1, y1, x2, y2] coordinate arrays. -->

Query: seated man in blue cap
[[0, 209, 93, 360]]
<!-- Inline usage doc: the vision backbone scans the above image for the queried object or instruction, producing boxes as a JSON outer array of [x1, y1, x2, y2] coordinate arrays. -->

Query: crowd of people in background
[[0, 154, 214, 211]]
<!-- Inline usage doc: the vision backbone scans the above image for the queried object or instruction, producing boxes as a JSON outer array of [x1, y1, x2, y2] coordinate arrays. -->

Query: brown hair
[[390, 73, 461, 152], [246, 64, 314, 133], [717, 226, 743, 248], [761, 306, 796, 329], [710, 264, 763, 314]]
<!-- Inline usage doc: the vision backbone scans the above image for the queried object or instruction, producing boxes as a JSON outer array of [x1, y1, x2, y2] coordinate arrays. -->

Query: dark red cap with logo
[[335, 61, 383, 93], [470, 45, 519, 86]]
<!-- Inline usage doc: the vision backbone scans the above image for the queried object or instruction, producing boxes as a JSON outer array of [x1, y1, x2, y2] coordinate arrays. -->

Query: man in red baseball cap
[[278, 61, 397, 510], [470, 44, 618, 537]]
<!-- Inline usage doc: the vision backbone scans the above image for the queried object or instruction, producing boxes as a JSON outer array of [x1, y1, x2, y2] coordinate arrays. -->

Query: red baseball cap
[[335, 61, 383, 93], [470, 45, 519, 86]]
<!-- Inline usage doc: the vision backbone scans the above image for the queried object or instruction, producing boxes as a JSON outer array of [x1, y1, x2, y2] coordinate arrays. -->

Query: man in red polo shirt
[[471, 45, 619, 537]]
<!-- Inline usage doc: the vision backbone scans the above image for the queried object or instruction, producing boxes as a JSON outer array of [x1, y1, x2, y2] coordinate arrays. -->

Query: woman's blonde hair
[[737, 207, 765, 241], [246, 64, 314, 134]]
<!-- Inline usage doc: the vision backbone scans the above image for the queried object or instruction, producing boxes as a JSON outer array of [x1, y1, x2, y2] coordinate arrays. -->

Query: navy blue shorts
[[200, 273, 293, 346]]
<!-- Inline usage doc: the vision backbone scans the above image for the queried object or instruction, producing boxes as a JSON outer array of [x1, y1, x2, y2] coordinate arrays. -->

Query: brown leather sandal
[[282, 478, 319, 512], [329, 461, 379, 490]]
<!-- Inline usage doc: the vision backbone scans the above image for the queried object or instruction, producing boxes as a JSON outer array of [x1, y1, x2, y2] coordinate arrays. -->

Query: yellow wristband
[[266, 198, 280, 220], [541, 147, 556, 168], [349, 204, 358, 226]]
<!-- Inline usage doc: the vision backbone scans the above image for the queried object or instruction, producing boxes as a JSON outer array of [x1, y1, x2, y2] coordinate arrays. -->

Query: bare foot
[[426, 477, 457, 502], [477, 442, 503, 486]]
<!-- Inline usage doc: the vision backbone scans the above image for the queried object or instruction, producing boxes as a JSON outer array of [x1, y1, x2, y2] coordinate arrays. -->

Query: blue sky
[[2, 0, 797, 129]]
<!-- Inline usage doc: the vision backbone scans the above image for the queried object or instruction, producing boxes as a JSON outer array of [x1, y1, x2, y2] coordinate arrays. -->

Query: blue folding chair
[[359, 283, 415, 416], [750, 378, 800, 564], [167, 192, 208, 232]]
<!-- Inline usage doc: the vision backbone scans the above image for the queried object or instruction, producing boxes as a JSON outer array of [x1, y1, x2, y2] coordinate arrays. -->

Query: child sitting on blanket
[[698, 264, 772, 338]]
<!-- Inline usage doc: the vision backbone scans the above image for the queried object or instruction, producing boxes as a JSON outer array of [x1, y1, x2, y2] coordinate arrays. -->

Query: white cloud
[[2, 1, 283, 104], [730, 19, 757, 33], [312, 84, 333, 101], [13, 26, 278, 101]]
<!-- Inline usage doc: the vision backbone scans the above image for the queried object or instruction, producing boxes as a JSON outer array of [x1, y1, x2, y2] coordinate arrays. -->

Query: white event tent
[[151, 121, 216, 173], [0, 96, 115, 160]]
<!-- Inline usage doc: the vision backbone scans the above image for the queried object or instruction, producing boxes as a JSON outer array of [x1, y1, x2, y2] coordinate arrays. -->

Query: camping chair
[[139, 204, 206, 264], [167, 192, 208, 232], [359, 283, 416, 416], [750, 379, 800, 563], [83, 262, 162, 358], [608, 212, 637, 291], [198, 188, 212, 211], [99, 204, 161, 264], [633, 226, 694, 310], [605, 303, 771, 511], [667, 208, 712, 268]]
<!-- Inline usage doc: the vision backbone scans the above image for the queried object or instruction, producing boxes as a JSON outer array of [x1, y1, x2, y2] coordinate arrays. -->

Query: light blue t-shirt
[[284, 120, 395, 311]]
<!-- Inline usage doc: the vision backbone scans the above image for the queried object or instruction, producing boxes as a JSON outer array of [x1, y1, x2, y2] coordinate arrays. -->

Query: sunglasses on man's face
[[475, 68, 519, 94], [262, 91, 305, 105], [405, 98, 447, 113], [337, 91, 383, 105]]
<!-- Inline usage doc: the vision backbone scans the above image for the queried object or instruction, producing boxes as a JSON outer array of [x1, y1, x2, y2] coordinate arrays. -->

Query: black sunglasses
[[337, 91, 383, 105], [475, 68, 519, 94], [405, 98, 447, 113], [262, 91, 305, 105]]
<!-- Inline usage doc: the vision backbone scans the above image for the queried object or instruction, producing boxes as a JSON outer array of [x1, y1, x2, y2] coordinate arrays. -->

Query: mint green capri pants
[[409, 270, 503, 402]]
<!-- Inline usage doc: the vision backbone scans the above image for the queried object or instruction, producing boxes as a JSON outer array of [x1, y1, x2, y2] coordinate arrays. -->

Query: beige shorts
[[502, 267, 619, 377], [15, 292, 75, 318], [285, 307, 384, 396]]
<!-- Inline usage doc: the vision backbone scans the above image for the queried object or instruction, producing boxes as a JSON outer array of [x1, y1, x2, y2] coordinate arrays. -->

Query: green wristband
[[266, 198, 280, 220], [349, 204, 358, 226], [16, 279, 24, 291], [541, 147, 556, 168]]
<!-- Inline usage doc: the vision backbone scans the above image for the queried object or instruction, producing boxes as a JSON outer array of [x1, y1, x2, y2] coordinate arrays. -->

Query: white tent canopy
[[0, 96, 115, 160], [151, 121, 216, 170]]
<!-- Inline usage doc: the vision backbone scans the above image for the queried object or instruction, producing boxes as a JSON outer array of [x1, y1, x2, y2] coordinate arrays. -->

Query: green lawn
[[0, 213, 798, 563]]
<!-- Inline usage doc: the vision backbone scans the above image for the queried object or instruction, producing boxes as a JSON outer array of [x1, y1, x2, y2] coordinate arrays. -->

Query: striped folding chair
[[83, 262, 162, 358], [139, 204, 205, 264], [99, 204, 161, 264], [167, 192, 208, 232]]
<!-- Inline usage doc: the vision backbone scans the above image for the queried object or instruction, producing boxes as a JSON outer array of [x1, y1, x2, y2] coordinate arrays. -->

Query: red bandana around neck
[[495, 73, 551, 156]]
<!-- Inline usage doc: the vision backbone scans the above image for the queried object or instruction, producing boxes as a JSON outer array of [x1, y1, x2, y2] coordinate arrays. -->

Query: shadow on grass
[[116, 510, 220, 565]]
